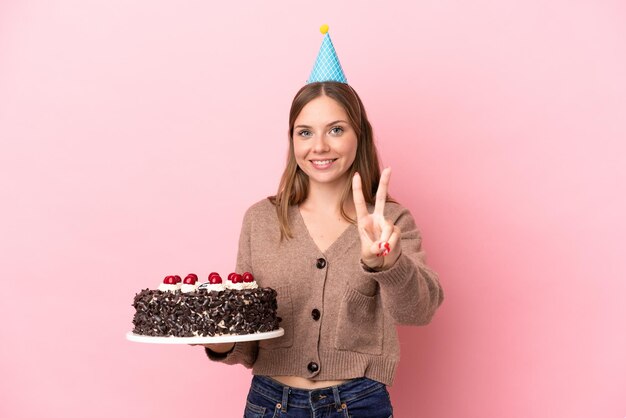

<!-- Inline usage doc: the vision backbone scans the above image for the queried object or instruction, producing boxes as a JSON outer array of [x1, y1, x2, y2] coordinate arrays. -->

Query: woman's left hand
[[352, 167, 402, 271]]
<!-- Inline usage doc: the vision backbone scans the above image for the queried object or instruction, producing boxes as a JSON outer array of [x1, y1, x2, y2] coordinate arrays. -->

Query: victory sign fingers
[[352, 168, 401, 270]]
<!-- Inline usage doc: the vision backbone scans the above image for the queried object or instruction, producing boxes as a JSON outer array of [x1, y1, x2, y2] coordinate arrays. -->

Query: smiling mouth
[[310, 159, 337, 167]]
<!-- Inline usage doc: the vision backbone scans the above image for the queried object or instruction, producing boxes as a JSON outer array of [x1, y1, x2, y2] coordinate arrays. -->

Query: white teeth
[[312, 159, 334, 166]]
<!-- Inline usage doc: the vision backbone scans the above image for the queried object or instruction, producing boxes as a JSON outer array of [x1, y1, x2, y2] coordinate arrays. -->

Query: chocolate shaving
[[131, 288, 279, 337]]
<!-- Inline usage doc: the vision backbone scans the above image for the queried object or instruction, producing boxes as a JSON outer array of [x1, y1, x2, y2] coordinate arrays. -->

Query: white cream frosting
[[180, 283, 199, 293], [196, 281, 259, 292], [198, 282, 227, 292], [158, 283, 182, 292], [225, 281, 259, 290]]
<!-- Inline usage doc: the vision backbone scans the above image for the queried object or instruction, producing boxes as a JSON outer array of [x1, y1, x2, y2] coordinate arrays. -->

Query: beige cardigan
[[206, 198, 443, 386]]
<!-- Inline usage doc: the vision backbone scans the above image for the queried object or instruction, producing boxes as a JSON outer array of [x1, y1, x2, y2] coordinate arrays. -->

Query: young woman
[[203, 81, 443, 417]]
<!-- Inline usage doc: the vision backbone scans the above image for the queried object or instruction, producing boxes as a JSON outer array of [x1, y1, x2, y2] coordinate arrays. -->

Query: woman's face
[[292, 95, 358, 189]]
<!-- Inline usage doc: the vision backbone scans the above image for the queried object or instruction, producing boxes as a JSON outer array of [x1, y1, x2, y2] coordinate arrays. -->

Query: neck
[[301, 176, 354, 217]]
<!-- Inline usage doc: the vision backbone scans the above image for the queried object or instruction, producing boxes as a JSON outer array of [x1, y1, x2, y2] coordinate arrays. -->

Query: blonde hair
[[270, 82, 383, 239]]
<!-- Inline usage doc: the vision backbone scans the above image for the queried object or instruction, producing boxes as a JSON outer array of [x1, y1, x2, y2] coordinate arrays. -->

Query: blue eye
[[298, 130, 312, 138], [330, 126, 344, 135]]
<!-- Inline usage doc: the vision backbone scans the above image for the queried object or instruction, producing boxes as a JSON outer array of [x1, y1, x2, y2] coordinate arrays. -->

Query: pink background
[[1, 1, 625, 417]]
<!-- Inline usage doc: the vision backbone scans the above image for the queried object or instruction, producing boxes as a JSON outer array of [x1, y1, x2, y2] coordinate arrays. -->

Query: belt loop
[[332, 386, 341, 410], [281, 385, 289, 412]]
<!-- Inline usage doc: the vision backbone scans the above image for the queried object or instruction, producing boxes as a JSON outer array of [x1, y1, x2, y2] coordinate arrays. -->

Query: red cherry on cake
[[208, 272, 223, 284], [231, 273, 243, 284], [173, 275, 182, 284], [163, 275, 175, 284], [183, 274, 198, 285], [242, 272, 254, 283]]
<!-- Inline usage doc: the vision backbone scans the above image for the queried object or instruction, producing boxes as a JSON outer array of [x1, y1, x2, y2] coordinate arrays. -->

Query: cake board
[[126, 328, 284, 344]]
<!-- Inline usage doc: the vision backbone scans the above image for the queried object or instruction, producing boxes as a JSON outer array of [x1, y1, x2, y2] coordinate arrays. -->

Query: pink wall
[[1, 1, 625, 417]]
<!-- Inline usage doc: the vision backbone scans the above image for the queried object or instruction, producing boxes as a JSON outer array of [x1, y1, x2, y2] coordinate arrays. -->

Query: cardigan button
[[307, 362, 319, 373], [316, 258, 326, 269], [311, 309, 321, 321]]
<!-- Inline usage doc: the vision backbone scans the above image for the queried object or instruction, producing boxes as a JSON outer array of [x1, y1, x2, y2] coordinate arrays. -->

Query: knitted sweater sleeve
[[205, 206, 259, 367], [365, 206, 444, 325]]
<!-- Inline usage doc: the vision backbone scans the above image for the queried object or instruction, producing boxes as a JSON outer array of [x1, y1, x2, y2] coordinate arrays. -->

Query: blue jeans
[[244, 375, 393, 418]]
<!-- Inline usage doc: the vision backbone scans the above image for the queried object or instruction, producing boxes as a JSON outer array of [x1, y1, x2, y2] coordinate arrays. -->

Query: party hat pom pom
[[320, 24, 329, 34]]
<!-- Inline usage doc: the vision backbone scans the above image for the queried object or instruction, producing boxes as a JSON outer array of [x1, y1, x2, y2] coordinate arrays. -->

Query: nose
[[312, 134, 330, 153]]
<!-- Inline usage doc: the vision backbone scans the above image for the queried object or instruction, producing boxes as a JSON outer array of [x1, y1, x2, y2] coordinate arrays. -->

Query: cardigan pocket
[[259, 284, 294, 349], [334, 287, 383, 355]]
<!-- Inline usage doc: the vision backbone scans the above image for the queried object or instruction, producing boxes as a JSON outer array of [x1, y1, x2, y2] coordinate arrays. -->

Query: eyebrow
[[294, 120, 348, 130]]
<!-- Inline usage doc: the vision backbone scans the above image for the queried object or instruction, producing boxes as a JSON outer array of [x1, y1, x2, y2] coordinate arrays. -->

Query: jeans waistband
[[250, 375, 385, 412]]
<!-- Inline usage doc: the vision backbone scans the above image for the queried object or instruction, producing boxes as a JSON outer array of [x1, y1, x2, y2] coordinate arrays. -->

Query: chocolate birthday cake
[[131, 272, 279, 337]]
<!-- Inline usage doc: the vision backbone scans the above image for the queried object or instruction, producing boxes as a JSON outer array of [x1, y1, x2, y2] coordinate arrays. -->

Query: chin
[[307, 172, 350, 186]]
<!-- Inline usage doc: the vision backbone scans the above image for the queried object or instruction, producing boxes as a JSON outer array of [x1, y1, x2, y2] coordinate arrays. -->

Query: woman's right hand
[[198, 342, 235, 353]]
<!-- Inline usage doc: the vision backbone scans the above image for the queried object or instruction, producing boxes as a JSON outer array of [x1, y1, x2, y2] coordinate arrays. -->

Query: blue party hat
[[307, 25, 347, 84]]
